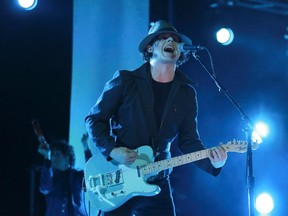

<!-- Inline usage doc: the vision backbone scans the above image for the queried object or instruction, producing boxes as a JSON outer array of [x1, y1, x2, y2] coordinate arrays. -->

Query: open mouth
[[164, 46, 174, 53]]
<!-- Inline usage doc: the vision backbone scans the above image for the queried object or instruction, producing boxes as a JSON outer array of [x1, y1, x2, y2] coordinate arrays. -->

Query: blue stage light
[[255, 193, 274, 214], [216, 28, 234, 46], [18, 0, 38, 10]]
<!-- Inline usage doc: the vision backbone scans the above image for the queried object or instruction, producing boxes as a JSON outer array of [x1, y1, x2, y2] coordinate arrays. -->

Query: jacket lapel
[[133, 63, 158, 139], [160, 75, 180, 128]]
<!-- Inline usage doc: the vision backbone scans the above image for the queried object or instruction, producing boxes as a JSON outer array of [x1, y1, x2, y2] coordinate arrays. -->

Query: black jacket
[[85, 62, 220, 177]]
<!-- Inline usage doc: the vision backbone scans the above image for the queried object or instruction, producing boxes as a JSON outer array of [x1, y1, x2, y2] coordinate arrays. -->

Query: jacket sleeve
[[39, 159, 53, 194], [85, 70, 129, 159], [178, 86, 221, 176]]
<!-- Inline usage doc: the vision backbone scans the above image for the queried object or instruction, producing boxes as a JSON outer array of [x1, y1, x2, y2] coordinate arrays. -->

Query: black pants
[[101, 177, 176, 216]]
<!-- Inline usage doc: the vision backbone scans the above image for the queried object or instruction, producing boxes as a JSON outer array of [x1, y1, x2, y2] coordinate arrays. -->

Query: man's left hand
[[208, 146, 228, 168]]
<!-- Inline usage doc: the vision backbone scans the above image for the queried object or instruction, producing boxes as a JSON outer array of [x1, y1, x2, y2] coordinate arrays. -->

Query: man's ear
[[147, 46, 153, 53]]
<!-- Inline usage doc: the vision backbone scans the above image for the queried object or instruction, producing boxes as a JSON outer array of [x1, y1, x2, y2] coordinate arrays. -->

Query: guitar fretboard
[[140, 149, 209, 176]]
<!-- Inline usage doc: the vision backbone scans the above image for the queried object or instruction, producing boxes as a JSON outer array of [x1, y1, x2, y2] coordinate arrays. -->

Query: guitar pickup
[[105, 169, 124, 186], [88, 169, 124, 192]]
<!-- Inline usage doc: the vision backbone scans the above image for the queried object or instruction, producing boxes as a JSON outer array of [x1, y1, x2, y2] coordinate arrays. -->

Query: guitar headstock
[[221, 139, 258, 153]]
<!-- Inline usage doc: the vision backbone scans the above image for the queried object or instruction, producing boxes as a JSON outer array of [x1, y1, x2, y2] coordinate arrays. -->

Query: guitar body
[[84, 146, 161, 212]]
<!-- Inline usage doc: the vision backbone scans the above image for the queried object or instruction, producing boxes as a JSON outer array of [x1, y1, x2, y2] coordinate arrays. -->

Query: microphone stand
[[192, 50, 255, 216]]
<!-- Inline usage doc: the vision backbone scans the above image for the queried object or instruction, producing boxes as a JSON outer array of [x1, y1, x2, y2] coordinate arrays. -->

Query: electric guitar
[[84, 140, 257, 212]]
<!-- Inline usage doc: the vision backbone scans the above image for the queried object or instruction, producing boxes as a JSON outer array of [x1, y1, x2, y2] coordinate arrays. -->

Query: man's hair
[[50, 139, 75, 166]]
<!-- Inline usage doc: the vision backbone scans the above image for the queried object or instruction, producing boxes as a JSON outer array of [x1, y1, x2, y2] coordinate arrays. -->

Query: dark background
[[1, 0, 72, 215], [1, 0, 287, 215]]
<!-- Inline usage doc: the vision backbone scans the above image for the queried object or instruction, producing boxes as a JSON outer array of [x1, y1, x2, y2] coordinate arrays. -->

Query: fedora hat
[[138, 20, 192, 52]]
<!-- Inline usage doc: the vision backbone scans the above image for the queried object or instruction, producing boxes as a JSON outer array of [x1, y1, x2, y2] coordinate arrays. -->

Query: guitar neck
[[139, 140, 250, 176], [140, 149, 209, 176]]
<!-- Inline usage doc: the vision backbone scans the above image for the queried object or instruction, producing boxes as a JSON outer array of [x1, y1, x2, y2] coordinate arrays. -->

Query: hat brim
[[138, 30, 192, 53]]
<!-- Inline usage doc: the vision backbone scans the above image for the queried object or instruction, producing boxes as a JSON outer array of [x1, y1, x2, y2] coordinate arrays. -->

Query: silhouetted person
[[38, 134, 92, 216]]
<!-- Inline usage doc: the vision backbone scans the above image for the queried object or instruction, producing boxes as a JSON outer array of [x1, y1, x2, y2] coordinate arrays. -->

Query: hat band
[[154, 27, 177, 33]]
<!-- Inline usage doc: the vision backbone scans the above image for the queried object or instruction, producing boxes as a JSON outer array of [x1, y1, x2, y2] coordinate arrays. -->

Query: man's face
[[150, 33, 181, 64], [51, 150, 70, 171]]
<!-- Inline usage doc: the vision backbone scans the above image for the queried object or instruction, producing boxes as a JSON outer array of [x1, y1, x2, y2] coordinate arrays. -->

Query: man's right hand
[[110, 147, 138, 166]]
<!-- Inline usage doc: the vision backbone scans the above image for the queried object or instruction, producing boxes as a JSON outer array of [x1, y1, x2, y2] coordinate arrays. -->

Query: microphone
[[178, 43, 205, 52]]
